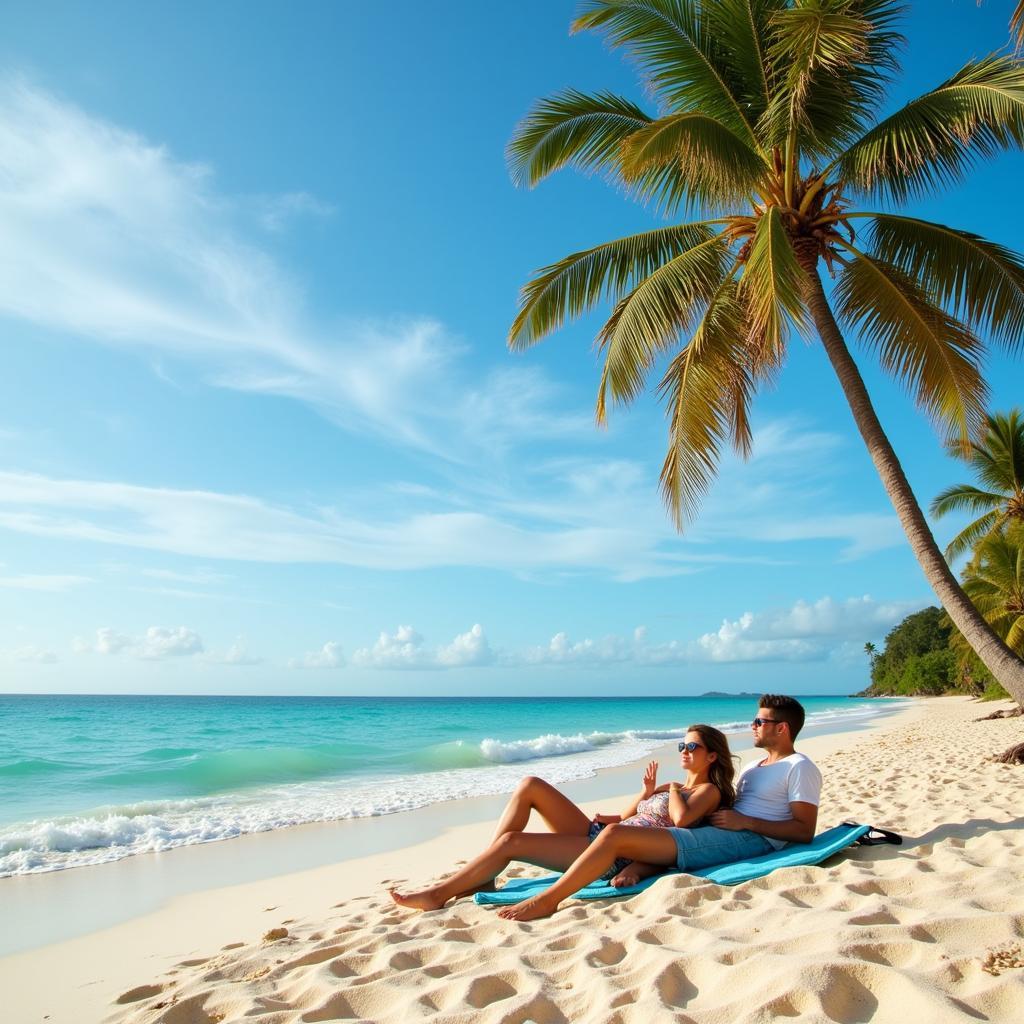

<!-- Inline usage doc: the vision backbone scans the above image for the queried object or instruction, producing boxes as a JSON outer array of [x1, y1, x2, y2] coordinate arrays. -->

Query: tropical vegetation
[[861, 607, 957, 697], [930, 409, 1024, 562], [506, 0, 1024, 708]]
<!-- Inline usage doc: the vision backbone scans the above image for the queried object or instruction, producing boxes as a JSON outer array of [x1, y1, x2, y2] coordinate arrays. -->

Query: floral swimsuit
[[588, 791, 675, 879]]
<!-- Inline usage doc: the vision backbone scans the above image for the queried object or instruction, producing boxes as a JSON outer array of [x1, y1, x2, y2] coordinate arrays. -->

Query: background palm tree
[[507, 0, 1024, 710], [931, 409, 1024, 562], [952, 522, 1024, 758], [961, 525, 1024, 655]]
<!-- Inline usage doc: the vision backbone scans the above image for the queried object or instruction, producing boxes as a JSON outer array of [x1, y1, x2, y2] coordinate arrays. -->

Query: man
[[670, 693, 822, 871]]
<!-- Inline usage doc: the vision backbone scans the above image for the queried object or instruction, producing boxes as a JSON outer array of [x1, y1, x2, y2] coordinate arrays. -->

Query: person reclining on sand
[[389, 695, 821, 920], [389, 722, 735, 909]]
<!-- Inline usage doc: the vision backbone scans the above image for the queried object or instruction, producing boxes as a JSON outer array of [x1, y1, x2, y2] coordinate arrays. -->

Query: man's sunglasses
[[752, 717, 780, 728], [678, 741, 704, 752]]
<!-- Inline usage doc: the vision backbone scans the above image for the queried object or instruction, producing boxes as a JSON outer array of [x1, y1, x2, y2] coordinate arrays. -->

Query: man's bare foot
[[497, 894, 558, 921], [387, 887, 447, 911]]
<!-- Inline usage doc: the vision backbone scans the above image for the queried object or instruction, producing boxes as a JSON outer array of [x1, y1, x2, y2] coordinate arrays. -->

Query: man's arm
[[708, 801, 818, 844]]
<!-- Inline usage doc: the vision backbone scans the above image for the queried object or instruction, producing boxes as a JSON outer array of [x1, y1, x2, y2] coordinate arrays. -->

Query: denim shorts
[[668, 825, 773, 872]]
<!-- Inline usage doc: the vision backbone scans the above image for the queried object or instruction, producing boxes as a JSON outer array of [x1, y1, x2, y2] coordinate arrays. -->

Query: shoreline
[[0, 698, 950, 1024]]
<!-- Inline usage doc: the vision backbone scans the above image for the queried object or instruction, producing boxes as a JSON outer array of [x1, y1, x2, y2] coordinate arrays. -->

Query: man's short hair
[[758, 694, 806, 739]]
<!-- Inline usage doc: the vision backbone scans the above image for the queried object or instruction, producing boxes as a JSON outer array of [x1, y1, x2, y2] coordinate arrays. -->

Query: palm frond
[[738, 206, 808, 353], [507, 88, 653, 188], [941, 410, 1024, 494], [759, 0, 905, 156], [1014, 1, 1024, 52], [974, 411, 1024, 494], [962, 528, 1024, 645], [619, 111, 768, 211], [940, 509, 1003, 564], [931, 484, 1010, 518], [837, 55, 1024, 201], [656, 280, 758, 527], [509, 222, 719, 350], [865, 215, 1024, 352], [834, 247, 988, 442], [704, 0, 785, 125], [594, 232, 730, 420], [572, 0, 763, 150]]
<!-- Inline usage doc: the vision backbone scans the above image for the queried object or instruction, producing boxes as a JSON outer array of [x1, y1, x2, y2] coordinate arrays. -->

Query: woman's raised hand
[[592, 813, 622, 824], [641, 760, 658, 799]]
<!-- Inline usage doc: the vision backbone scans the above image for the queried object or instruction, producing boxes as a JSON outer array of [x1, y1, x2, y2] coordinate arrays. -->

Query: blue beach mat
[[474, 822, 884, 905]]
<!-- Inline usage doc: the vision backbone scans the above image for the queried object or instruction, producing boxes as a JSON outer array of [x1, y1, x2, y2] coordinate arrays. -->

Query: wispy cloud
[[0, 79, 584, 457], [8, 645, 58, 664], [141, 567, 230, 585], [0, 572, 90, 591], [0, 469, 683, 578], [256, 191, 336, 232]]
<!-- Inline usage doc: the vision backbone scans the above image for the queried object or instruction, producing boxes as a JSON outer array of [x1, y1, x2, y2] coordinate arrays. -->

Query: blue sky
[[1, 1, 1022, 696]]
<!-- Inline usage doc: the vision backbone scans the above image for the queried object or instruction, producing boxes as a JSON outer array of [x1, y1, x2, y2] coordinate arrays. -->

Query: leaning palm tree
[[931, 409, 1024, 562], [507, 0, 1024, 707]]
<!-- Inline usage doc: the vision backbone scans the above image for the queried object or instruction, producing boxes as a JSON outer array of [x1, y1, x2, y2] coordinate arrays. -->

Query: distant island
[[700, 691, 764, 699]]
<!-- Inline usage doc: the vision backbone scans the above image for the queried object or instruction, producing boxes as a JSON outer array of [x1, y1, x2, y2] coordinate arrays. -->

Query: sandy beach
[[4, 696, 1023, 1024]]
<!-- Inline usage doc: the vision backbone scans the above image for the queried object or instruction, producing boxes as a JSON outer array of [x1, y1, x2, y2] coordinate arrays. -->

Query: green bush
[[893, 649, 956, 695]]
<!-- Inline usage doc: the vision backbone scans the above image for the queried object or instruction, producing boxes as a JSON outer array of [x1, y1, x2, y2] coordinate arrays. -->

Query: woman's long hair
[[687, 724, 737, 809]]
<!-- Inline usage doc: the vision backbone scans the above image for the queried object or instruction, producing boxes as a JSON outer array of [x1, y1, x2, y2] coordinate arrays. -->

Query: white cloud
[[74, 625, 203, 659], [352, 625, 426, 669], [290, 641, 343, 670], [218, 639, 262, 667], [523, 631, 634, 666], [521, 596, 918, 668], [353, 624, 493, 670], [138, 626, 204, 660], [436, 624, 493, 667], [74, 627, 133, 655]]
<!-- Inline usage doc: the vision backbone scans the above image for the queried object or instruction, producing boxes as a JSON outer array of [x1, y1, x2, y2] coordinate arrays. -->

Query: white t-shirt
[[735, 752, 822, 849]]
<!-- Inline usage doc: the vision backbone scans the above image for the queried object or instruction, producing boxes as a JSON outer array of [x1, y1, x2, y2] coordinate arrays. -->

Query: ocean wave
[[0, 758, 81, 779], [97, 744, 368, 794], [479, 732, 619, 763]]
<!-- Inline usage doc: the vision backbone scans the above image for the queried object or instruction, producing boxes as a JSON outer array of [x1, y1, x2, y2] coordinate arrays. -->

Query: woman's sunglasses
[[678, 741, 704, 752]]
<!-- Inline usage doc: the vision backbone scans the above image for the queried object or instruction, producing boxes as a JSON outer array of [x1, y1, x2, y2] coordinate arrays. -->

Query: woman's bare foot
[[610, 866, 641, 887], [496, 894, 559, 921], [387, 887, 448, 911]]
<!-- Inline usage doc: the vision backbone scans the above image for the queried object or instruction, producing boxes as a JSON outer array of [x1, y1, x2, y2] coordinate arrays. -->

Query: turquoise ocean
[[0, 694, 898, 877]]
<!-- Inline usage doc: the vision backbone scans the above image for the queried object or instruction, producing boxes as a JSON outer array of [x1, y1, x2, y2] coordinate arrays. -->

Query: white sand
[[4, 697, 1024, 1023]]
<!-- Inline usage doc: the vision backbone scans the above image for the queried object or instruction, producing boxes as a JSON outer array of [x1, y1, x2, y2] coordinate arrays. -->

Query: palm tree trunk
[[802, 266, 1024, 707]]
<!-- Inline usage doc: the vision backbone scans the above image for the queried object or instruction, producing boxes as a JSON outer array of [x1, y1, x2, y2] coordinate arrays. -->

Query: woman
[[389, 723, 736, 918]]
